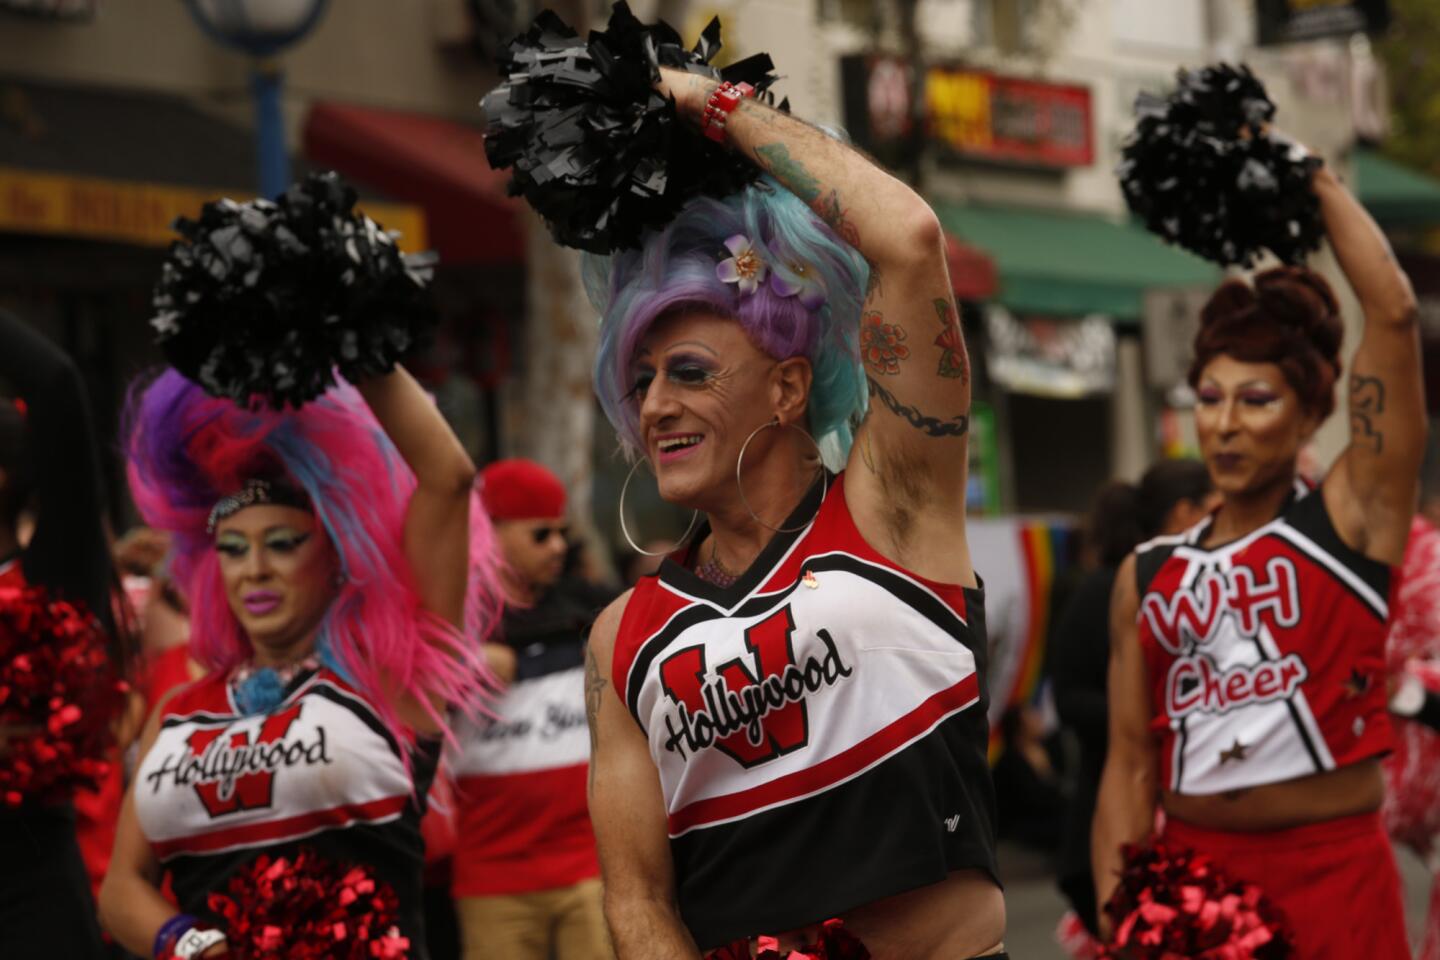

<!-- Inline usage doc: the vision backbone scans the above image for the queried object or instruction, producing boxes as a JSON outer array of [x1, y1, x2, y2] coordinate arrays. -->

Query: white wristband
[[172, 927, 227, 959]]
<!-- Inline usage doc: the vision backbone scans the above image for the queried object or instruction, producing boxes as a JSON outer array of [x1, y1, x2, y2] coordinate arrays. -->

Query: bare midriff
[[762, 868, 1005, 960], [1163, 759, 1383, 832]]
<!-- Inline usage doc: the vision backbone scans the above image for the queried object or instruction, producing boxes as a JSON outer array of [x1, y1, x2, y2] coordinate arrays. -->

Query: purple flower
[[769, 260, 826, 310], [716, 234, 768, 295]]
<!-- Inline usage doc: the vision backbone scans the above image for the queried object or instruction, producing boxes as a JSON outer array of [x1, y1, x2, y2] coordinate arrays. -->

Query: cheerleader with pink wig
[[99, 364, 500, 960]]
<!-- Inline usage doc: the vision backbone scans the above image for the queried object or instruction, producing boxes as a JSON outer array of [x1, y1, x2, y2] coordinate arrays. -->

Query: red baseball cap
[[477, 459, 567, 521]]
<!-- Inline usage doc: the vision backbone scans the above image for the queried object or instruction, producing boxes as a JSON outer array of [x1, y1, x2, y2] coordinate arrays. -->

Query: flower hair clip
[[717, 234, 826, 309], [717, 234, 768, 294]]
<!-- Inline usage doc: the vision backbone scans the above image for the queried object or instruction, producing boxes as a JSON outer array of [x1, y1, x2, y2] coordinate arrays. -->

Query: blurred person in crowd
[[1094, 162, 1421, 958], [114, 526, 191, 659], [0, 309, 124, 959], [992, 704, 1065, 851], [451, 458, 616, 960], [1052, 461, 1214, 935], [101, 366, 499, 959], [582, 69, 1002, 959], [1382, 478, 1440, 960]]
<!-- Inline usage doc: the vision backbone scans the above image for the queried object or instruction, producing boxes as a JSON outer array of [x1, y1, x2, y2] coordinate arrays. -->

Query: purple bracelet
[[153, 914, 199, 959]]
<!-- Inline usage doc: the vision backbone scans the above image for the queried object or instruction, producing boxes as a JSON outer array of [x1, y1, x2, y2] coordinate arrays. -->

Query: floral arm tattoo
[[860, 311, 909, 376], [932, 298, 970, 383]]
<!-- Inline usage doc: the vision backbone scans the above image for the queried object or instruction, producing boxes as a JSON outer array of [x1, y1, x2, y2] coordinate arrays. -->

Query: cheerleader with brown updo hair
[[1094, 159, 1423, 958]]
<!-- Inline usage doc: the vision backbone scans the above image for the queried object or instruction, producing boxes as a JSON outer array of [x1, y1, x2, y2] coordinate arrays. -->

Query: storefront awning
[[1354, 148, 1440, 227], [0, 76, 426, 251], [934, 203, 1218, 322], [945, 233, 998, 301], [303, 101, 523, 267]]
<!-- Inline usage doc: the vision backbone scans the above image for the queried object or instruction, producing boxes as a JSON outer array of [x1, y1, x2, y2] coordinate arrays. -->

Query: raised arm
[[1317, 165, 1424, 566], [586, 593, 702, 960], [0, 310, 112, 621], [355, 367, 476, 628], [657, 71, 972, 553], [1091, 554, 1158, 932]]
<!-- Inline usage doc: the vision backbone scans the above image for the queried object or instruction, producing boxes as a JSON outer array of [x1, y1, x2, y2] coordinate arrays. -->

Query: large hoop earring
[[618, 458, 700, 557], [736, 417, 828, 534]]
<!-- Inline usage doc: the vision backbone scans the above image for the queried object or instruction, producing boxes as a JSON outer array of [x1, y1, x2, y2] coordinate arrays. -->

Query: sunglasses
[[531, 525, 569, 545]]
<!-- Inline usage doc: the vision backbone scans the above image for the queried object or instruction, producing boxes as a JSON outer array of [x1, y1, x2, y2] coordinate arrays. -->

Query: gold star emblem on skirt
[[1219, 738, 1249, 764]]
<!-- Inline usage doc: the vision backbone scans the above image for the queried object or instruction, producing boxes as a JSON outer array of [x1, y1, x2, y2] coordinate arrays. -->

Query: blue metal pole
[[251, 61, 289, 200]]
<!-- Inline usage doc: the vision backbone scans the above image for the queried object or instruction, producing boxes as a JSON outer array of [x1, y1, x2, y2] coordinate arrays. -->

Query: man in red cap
[[452, 459, 616, 960]]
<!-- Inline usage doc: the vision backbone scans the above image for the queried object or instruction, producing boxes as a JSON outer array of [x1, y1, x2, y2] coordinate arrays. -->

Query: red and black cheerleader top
[[612, 472, 998, 950], [1136, 479, 1395, 796], [133, 665, 438, 946]]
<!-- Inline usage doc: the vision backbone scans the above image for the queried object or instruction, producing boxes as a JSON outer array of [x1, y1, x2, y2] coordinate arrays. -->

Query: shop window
[[972, 0, 1043, 53]]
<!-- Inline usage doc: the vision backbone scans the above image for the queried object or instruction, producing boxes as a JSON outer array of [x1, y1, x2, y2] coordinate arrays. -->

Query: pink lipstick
[[242, 590, 282, 616]]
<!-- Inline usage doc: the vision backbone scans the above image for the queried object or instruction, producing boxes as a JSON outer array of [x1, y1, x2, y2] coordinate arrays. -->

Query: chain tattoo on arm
[[866, 377, 970, 438], [583, 641, 606, 790], [1350, 373, 1386, 454]]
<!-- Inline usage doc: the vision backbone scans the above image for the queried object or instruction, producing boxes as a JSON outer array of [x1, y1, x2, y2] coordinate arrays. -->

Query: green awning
[[1354, 148, 1440, 227], [934, 203, 1218, 322]]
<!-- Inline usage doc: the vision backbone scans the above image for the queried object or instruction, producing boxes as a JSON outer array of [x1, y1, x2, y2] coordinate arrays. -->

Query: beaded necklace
[[694, 538, 742, 588]]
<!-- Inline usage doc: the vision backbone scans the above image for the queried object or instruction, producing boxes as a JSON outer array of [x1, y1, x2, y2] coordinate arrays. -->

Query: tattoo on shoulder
[[860, 310, 909, 376], [754, 144, 822, 205], [931, 298, 969, 382], [583, 642, 605, 786], [1350, 374, 1386, 454], [867, 377, 970, 438]]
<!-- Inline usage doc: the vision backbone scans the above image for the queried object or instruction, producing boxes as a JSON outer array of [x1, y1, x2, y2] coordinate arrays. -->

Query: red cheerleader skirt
[[1165, 811, 1410, 959]]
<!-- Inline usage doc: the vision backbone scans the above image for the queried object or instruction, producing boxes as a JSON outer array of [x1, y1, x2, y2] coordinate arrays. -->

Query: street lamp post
[[183, 0, 329, 199]]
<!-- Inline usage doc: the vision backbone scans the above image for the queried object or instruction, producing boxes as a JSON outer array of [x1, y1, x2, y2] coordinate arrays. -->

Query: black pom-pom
[[1118, 63, 1324, 268], [150, 172, 438, 410], [481, 1, 786, 253]]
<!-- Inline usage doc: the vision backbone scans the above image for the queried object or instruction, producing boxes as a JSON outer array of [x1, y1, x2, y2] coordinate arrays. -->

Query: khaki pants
[[459, 877, 614, 960]]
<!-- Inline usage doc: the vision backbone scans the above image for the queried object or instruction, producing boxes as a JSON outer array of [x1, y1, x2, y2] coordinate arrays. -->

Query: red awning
[[303, 101, 523, 266], [945, 232, 998, 301]]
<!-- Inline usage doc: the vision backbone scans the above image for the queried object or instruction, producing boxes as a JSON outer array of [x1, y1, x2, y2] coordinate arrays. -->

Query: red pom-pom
[[202, 848, 408, 960], [1101, 840, 1294, 959], [0, 584, 127, 807], [708, 919, 870, 960]]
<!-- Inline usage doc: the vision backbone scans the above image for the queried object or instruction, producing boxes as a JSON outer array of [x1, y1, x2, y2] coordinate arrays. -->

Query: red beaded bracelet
[[700, 81, 755, 143]]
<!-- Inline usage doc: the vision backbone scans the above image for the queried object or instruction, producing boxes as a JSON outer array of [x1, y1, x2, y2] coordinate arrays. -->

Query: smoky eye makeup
[[1238, 390, 1281, 406], [264, 530, 311, 553], [664, 354, 718, 386], [624, 367, 656, 402]]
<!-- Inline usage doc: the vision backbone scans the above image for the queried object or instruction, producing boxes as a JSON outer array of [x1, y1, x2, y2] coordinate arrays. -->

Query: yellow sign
[[0, 167, 428, 252], [926, 69, 992, 154]]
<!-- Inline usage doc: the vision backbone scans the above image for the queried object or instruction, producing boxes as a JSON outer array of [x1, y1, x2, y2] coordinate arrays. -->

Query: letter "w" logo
[[660, 606, 810, 768], [186, 703, 303, 818], [1142, 574, 1225, 654]]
